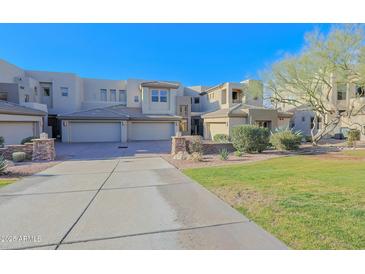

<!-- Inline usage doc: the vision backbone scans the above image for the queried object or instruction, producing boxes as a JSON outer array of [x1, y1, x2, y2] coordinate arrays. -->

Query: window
[[221, 90, 227, 104], [43, 87, 50, 96], [179, 105, 188, 116], [0, 92, 8, 101], [160, 90, 168, 102], [179, 119, 188, 132], [337, 83, 347, 100], [100, 89, 107, 101], [310, 117, 321, 130], [61, 87, 69, 97], [134, 95, 139, 102], [232, 91, 238, 100], [34, 87, 38, 96], [110, 89, 116, 101], [151, 89, 168, 103], [356, 86, 365, 97], [119, 90, 127, 103], [151, 90, 159, 102], [194, 97, 200, 104], [24, 94, 30, 102]]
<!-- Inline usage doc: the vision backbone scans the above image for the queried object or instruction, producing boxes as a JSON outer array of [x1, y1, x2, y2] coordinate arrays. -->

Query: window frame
[[194, 97, 200, 104], [61, 87, 69, 97], [160, 90, 168, 103], [110, 89, 117, 102], [100, 89, 107, 101], [119, 90, 127, 103]]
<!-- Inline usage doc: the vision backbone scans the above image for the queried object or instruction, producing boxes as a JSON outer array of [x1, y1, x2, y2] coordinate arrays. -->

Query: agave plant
[[0, 154, 8, 174]]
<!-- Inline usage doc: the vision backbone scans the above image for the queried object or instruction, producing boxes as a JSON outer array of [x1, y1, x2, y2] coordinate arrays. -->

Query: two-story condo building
[[0, 59, 291, 144]]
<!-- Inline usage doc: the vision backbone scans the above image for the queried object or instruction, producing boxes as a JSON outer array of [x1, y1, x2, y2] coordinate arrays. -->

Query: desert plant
[[0, 155, 7, 174], [189, 152, 203, 162], [304, 135, 312, 143], [213, 134, 230, 143], [21, 136, 36, 144], [270, 128, 302, 151], [231, 125, 270, 153], [188, 136, 203, 154], [234, 150, 243, 157], [347, 129, 361, 148], [219, 148, 229, 160], [12, 152, 26, 162], [0, 136, 4, 148]]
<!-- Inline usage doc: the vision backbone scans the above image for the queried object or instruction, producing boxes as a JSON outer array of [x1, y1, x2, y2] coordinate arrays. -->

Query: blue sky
[[0, 24, 331, 86]]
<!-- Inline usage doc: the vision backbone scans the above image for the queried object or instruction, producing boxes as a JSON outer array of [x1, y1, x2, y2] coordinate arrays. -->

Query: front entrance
[[255, 120, 272, 129], [191, 117, 203, 136]]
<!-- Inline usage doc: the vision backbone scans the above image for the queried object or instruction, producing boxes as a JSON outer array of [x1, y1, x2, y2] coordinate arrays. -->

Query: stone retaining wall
[[0, 139, 55, 161], [171, 135, 235, 155]]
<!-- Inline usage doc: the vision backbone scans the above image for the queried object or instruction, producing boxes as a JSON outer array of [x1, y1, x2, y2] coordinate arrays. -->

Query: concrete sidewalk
[[0, 156, 287, 249]]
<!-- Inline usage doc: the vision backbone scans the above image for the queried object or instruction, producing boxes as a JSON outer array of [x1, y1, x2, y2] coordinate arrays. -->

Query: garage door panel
[[70, 122, 121, 143], [0, 122, 35, 145], [128, 122, 174, 141]]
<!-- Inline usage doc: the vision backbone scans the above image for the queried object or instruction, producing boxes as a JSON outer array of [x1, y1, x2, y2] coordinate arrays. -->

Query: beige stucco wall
[[248, 109, 278, 129], [203, 117, 229, 140]]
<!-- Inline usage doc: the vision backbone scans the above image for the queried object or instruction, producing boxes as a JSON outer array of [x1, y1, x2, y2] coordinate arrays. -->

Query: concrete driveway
[[0, 146, 287, 249]]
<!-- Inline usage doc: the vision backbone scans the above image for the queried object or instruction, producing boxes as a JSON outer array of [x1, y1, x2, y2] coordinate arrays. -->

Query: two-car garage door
[[67, 121, 175, 142], [69, 122, 121, 143], [128, 122, 175, 141]]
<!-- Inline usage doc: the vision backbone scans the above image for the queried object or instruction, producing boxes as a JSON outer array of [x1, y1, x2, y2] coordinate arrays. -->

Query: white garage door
[[70, 122, 121, 143], [0, 122, 35, 145], [128, 122, 175, 141]]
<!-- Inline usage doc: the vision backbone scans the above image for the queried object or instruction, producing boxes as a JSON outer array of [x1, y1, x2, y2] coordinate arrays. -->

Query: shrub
[[188, 136, 203, 154], [231, 125, 270, 153], [213, 134, 230, 143], [270, 128, 302, 151], [21, 136, 36, 145], [219, 148, 229, 160], [12, 152, 26, 162], [189, 152, 203, 162], [304, 135, 312, 143], [0, 155, 7, 174], [0, 136, 4, 148], [234, 150, 243, 157], [347, 129, 361, 148]]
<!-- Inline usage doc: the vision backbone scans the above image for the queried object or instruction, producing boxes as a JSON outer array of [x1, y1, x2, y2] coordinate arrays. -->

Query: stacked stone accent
[[32, 139, 56, 161], [171, 135, 235, 157], [0, 143, 33, 160], [171, 137, 188, 155]]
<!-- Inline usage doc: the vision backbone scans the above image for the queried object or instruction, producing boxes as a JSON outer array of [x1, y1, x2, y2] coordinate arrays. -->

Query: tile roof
[[0, 100, 47, 116], [57, 104, 182, 121]]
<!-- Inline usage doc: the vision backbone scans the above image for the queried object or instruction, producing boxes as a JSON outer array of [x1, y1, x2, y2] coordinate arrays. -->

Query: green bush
[[234, 150, 243, 157], [231, 125, 270, 153], [219, 148, 229, 160], [21, 136, 36, 145], [347, 129, 361, 147], [12, 152, 26, 162], [213, 134, 230, 143], [0, 155, 7, 174], [0, 136, 4, 148], [270, 129, 302, 151], [304, 135, 312, 142]]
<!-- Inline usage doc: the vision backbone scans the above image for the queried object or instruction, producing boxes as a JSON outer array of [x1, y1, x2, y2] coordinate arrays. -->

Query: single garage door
[[0, 122, 35, 145], [128, 122, 175, 141], [70, 122, 121, 143], [207, 123, 227, 140]]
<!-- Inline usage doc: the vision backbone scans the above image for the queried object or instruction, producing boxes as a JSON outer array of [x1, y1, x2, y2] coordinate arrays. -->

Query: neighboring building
[[0, 59, 291, 144], [0, 101, 46, 145]]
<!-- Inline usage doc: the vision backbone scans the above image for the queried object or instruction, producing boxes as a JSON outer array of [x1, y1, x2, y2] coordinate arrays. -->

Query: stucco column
[[174, 121, 179, 136], [121, 121, 128, 143]]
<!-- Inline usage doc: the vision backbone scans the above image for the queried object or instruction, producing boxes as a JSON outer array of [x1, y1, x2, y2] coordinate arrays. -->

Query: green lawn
[[0, 179, 16, 188], [184, 155, 365, 249]]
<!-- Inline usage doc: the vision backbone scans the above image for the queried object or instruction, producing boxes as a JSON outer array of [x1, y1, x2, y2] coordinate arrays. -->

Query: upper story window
[[0, 92, 8, 101], [100, 89, 107, 101], [179, 105, 188, 116], [119, 90, 127, 103], [43, 87, 50, 96], [356, 86, 365, 97], [24, 94, 30, 102], [134, 95, 139, 102], [151, 89, 168, 103], [110, 89, 116, 101], [61, 87, 69, 97], [337, 83, 347, 100], [194, 97, 200, 104]]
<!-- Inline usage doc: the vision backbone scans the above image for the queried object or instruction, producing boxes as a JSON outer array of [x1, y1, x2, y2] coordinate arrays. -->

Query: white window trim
[[151, 89, 168, 103]]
